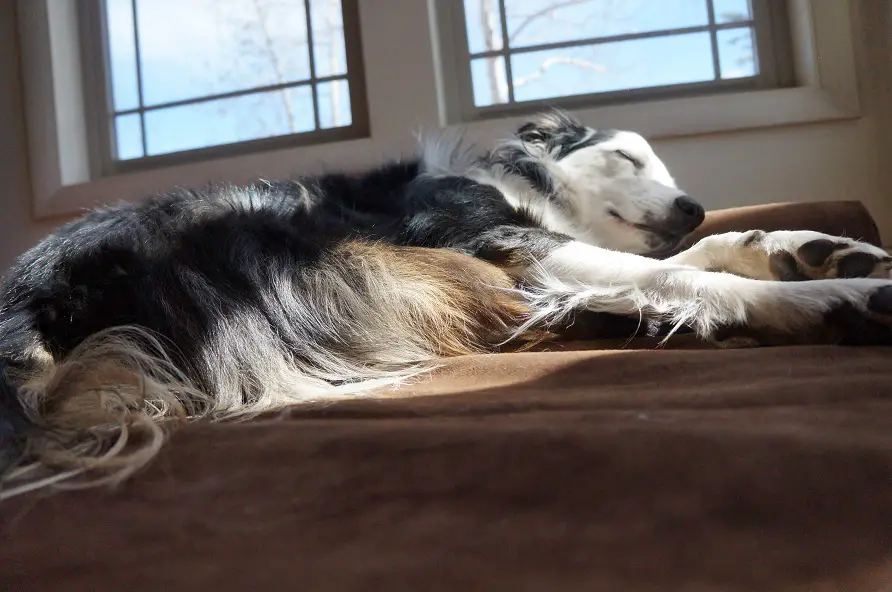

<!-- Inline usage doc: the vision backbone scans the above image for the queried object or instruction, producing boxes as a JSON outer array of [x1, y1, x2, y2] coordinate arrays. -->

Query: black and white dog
[[1, 110, 891, 498]]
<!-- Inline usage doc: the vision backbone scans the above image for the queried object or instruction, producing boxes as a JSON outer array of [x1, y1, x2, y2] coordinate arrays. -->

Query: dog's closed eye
[[615, 150, 642, 169]]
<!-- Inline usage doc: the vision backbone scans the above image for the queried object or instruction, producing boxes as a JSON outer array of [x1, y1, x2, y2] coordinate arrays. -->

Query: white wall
[[0, 0, 58, 270], [0, 0, 890, 271], [654, 0, 891, 242], [878, 0, 892, 222]]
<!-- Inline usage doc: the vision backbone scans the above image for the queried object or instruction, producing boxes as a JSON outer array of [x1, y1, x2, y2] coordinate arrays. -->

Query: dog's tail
[[0, 245, 541, 500], [0, 326, 213, 500]]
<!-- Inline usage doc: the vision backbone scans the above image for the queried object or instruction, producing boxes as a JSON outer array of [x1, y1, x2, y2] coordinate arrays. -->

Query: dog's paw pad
[[867, 285, 892, 315], [775, 233, 892, 280], [768, 252, 810, 281], [796, 239, 847, 267], [830, 249, 892, 279], [837, 251, 886, 278]]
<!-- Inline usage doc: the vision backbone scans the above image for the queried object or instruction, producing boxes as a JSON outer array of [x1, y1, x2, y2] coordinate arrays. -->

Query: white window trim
[[18, 0, 861, 219]]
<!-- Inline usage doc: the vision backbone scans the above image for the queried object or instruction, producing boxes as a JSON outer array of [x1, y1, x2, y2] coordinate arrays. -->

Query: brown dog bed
[[2, 201, 891, 592]]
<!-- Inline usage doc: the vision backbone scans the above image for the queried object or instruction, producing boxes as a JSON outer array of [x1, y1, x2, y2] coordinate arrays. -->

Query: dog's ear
[[515, 122, 547, 145], [515, 110, 585, 146]]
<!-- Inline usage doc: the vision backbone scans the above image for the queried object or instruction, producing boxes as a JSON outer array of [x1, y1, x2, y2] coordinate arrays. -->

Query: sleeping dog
[[1, 109, 890, 498]]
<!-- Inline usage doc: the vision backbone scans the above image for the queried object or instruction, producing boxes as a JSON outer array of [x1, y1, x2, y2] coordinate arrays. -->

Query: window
[[18, 0, 861, 218], [440, 0, 791, 119], [81, 0, 367, 172]]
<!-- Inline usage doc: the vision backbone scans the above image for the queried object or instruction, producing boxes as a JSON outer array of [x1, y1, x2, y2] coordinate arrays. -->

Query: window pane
[[717, 27, 757, 79], [143, 87, 315, 156], [134, 0, 312, 106], [464, 0, 504, 54], [711, 0, 752, 23], [105, 0, 140, 111], [510, 32, 715, 102], [114, 113, 144, 160], [309, 0, 347, 77], [470, 57, 508, 106], [504, 0, 709, 49], [317, 79, 352, 128]]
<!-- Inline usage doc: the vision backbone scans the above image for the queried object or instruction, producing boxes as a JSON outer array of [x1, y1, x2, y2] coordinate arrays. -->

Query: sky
[[107, 0, 351, 159], [105, 0, 756, 161], [465, 0, 756, 106]]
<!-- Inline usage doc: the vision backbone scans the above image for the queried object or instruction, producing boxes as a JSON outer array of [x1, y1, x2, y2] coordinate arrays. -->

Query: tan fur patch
[[334, 242, 539, 357]]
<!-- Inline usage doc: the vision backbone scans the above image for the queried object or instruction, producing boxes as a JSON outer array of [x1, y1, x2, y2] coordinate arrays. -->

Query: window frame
[[77, 0, 369, 176], [436, 0, 794, 123], [16, 0, 863, 220]]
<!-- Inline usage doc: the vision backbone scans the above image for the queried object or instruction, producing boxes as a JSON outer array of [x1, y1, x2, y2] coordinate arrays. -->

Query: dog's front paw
[[704, 277, 892, 347], [827, 283, 892, 345], [744, 230, 892, 281]]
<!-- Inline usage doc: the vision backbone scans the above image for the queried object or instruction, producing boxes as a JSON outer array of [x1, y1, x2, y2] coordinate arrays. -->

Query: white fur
[[540, 131, 684, 253], [669, 230, 892, 280], [521, 240, 892, 343], [422, 126, 689, 255]]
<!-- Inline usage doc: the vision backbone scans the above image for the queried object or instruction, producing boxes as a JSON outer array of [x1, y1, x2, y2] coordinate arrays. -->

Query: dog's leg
[[523, 240, 892, 345], [665, 230, 891, 281], [401, 192, 892, 344]]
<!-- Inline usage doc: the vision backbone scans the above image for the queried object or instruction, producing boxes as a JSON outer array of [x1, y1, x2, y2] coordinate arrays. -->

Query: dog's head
[[503, 111, 704, 255]]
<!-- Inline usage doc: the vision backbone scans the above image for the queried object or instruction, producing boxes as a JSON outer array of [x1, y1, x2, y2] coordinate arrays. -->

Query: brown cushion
[[686, 200, 882, 246]]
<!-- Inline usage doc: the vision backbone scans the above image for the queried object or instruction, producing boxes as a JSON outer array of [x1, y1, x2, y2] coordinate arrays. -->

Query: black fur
[[516, 109, 616, 159], [0, 156, 578, 444], [496, 110, 615, 206]]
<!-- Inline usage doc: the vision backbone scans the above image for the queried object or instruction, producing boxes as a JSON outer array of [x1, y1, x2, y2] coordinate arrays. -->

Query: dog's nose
[[673, 195, 705, 230]]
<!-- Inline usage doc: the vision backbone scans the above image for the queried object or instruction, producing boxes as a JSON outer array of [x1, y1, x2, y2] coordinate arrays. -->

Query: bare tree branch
[[507, 0, 592, 44], [251, 0, 297, 132], [480, 0, 508, 103], [512, 56, 605, 88], [321, 0, 344, 126]]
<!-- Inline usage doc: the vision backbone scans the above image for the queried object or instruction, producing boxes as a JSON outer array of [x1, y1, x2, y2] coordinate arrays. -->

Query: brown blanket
[[2, 201, 891, 592]]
